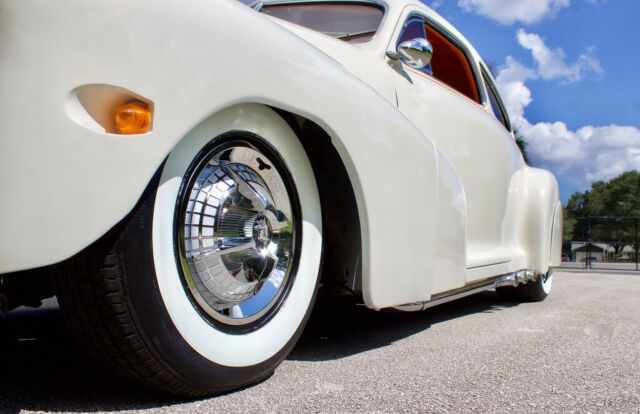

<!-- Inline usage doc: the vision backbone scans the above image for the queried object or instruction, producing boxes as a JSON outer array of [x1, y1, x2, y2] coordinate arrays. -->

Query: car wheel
[[55, 105, 322, 396], [496, 269, 553, 302]]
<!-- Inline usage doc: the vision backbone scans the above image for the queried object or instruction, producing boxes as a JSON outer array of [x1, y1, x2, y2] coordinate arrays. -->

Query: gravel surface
[[1, 270, 639, 413]]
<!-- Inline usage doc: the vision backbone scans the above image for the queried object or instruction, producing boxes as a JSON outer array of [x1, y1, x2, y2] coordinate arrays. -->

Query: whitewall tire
[[153, 104, 322, 366], [55, 104, 322, 396]]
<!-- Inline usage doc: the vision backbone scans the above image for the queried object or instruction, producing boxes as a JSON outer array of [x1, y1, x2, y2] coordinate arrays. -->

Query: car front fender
[[1, 0, 455, 309]]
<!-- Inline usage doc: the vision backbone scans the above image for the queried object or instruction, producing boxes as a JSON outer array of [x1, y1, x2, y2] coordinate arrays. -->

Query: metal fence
[[562, 216, 640, 271]]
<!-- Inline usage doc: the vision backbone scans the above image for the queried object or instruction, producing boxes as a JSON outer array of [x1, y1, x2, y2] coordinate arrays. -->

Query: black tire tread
[[53, 227, 212, 397]]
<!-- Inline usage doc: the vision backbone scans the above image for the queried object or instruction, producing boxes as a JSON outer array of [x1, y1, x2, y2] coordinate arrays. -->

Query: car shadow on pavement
[[0, 298, 181, 413], [289, 290, 519, 361], [0, 292, 518, 412]]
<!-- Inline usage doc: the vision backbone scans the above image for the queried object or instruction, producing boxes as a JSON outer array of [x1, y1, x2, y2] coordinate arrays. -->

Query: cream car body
[[0, 0, 561, 395], [1, 0, 561, 307]]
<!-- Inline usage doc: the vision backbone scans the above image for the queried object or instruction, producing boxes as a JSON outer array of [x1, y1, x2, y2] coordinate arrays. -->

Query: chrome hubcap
[[177, 140, 297, 326]]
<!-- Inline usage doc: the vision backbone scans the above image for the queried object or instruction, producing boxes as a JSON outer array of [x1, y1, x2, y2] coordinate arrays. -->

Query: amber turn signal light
[[114, 102, 151, 134]]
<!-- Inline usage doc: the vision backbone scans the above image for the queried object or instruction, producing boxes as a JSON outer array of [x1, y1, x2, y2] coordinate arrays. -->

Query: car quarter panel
[[502, 167, 562, 273], [0, 0, 458, 308]]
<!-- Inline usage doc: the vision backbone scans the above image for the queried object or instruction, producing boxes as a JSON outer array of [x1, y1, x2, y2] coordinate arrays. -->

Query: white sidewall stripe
[[152, 104, 322, 367]]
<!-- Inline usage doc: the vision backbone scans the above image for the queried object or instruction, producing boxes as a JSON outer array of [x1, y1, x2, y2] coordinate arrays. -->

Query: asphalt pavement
[[1, 270, 639, 413]]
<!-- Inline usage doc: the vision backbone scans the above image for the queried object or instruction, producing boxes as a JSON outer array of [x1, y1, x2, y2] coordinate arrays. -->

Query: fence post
[[633, 217, 638, 270], [586, 218, 592, 270]]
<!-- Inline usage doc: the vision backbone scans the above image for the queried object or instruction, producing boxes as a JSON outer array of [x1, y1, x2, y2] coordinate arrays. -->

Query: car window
[[261, 3, 384, 43], [482, 68, 511, 131], [396, 15, 480, 104], [423, 23, 479, 103]]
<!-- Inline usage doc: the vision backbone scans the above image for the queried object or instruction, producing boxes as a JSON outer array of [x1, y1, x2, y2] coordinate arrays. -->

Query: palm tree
[[514, 129, 530, 165]]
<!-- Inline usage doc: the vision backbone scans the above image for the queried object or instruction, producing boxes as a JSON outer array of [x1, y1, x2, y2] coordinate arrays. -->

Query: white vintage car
[[0, 0, 562, 396]]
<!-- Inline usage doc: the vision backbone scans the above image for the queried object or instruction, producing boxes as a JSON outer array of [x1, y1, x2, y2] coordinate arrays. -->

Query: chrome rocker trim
[[394, 269, 552, 312]]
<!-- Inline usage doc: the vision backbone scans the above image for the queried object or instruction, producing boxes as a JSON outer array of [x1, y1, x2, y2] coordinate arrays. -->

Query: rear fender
[[502, 167, 561, 273]]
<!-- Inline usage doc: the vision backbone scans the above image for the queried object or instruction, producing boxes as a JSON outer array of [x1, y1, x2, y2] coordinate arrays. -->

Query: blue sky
[[422, 0, 640, 203]]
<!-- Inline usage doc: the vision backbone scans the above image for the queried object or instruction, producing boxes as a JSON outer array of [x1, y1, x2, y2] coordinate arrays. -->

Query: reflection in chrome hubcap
[[253, 215, 271, 250], [178, 141, 297, 326]]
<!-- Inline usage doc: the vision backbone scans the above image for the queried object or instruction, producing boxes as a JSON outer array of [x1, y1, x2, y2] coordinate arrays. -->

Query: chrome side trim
[[394, 269, 542, 312]]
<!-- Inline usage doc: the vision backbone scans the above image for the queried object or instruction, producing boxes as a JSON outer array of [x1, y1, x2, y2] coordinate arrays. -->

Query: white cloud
[[495, 31, 640, 191], [494, 57, 535, 120], [520, 122, 640, 188], [457, 0, 570, 25], [496, 30, 602, 121], [516, 30, 603, 82]]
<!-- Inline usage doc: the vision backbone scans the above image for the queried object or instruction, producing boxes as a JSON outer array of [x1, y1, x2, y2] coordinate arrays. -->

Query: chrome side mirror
[[387, 38, 433, 69]]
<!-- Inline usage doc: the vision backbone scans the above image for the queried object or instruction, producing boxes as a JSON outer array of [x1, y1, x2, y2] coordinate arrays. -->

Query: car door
[[388, 8, 523, 284]]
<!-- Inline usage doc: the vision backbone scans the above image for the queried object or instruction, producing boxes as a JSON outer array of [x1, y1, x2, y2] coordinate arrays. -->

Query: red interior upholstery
[[425, 25, 479, 103]]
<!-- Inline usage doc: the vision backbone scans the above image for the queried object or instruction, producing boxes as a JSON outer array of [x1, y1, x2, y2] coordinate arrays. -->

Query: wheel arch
[[162, 102, 365, 301], [271, 109, 364, 298]]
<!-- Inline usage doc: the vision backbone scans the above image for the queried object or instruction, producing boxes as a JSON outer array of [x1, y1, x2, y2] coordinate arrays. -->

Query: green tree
[[564, 170, 640, 255], [513, 129, 530, 165], [563, 215, 576, 242]]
